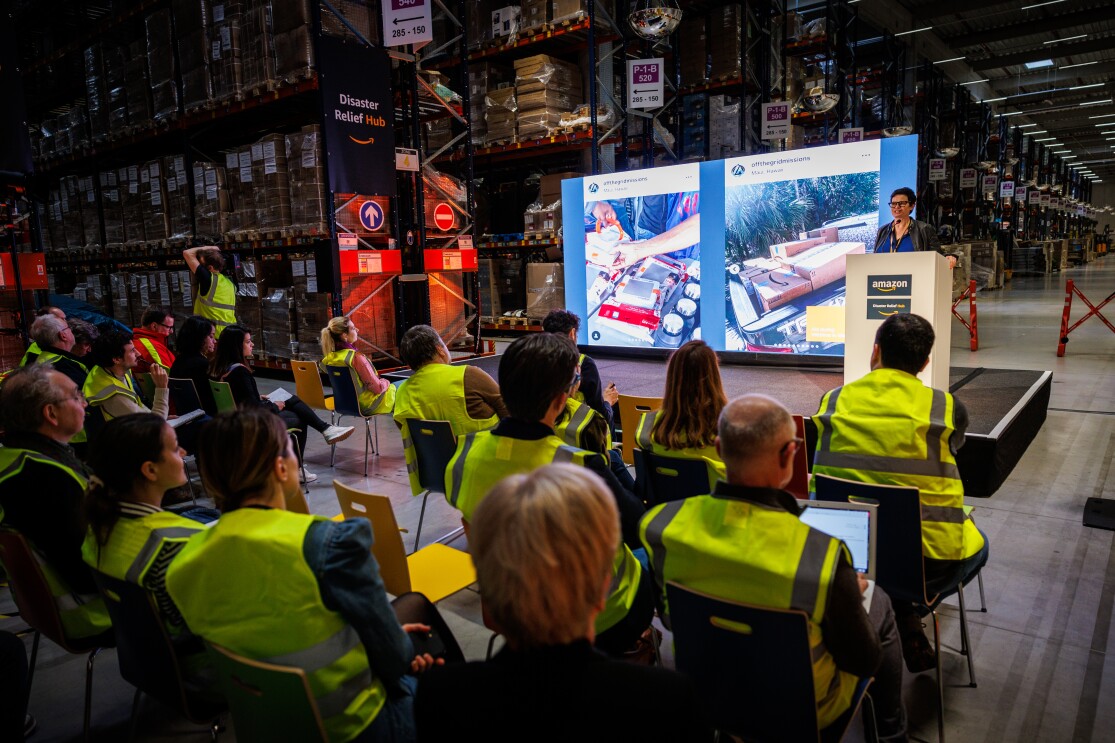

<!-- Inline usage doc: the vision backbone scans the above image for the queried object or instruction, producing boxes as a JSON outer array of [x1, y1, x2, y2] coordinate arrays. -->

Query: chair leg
[[372, 416, 379, 456], [26, 631, 40, 695], [977, 572, 987, 612], [957, 585, 978, 688], [84, 646, 105, 742], [486, 631, 500, 660], [414, 490, 431, 552], [128, 688, 142, 742], [861, 691, 879, 743], [362, 420, 371, 477], [434, 526, 466, 546], [932, 610, 945, 743]]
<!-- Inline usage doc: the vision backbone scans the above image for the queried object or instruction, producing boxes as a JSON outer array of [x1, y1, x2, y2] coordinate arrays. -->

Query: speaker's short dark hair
[[874, 314, 934, 375], [890, 187, 917, 206], [499, 333, 579, 422]]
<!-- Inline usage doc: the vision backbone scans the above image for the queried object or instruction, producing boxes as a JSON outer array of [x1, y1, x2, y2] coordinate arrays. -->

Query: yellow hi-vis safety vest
[[444, 430, 642, 635], [636, 410, 726, 492], [83, 366, 143, 421], [810, 368, 984, 562], [19, 342, 42, 367], [321, 349, 396, 416], [393, 363, 499, 496], [81, 510, 202, 636], [193, 271, 237, 337], [166, 508, 385, 743], [554, 397, 612, 453], [640, 493, 856, 728], [0, 449, 112, 640]]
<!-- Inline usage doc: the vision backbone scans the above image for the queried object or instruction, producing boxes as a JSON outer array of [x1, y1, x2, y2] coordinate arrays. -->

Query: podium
[[843, 252, 953, 390]]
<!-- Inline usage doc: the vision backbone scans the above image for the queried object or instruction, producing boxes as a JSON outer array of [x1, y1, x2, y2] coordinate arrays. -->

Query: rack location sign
[[928, 158, 946, 181], [433, 202, 455, 231], [395, 147, 419, 171], [382, 0, 432, 46], [627, 59, 664, 109], [999, 180, 1015, 199], [959, 168, 977, 188], [761, 102, 791, 140]]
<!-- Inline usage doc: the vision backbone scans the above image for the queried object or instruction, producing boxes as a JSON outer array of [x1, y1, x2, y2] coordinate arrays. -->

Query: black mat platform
[[387, 355, 1051, 499]]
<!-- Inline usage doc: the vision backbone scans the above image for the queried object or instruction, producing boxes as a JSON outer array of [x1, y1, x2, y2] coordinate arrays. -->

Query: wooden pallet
[[483, 137, 516, 148], [552, 12, 587, 28], [524, 230, 555, 241], [244, 79, 278, 98]]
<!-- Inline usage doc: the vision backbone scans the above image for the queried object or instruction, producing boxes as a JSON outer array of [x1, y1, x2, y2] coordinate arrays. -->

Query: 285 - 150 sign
[[627, 58, 664, 110], [382, 0, 433, 46]]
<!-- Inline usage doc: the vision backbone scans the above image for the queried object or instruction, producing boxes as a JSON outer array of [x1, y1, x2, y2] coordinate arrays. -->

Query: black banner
[[0, 14, 34, 179], [318, 36, 396, 197]]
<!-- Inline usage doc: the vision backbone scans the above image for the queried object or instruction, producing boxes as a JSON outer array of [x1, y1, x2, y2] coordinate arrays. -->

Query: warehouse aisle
[[5, 257, 1113, 742]]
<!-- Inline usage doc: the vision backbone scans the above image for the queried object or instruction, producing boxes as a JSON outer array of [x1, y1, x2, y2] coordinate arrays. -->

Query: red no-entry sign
[[433, 203, 454, 231]]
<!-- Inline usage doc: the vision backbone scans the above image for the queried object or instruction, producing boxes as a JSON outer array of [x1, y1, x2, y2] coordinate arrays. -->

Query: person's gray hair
[[717, 394, 794, 467], [30, 314, 67, 347], [0, 364, 61, 433], [399, 324, 446, 370]]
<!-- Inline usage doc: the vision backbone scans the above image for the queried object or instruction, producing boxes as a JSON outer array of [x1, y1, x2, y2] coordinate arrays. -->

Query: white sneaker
[[323, 425, 355, 445], [302, 470, 319, 484]]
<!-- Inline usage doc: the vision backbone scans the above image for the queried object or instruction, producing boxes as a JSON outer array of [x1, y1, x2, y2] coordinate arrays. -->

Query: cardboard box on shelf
[[540, 171, 584, 204], [521, 0, 548, 29], [492, 6, 522, 37], [525, 263, 565, 318]]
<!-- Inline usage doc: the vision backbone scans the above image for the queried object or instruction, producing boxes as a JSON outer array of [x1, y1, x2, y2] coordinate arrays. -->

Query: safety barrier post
[[1057, 279, 1115, 357], [952, 280, 979, 351]]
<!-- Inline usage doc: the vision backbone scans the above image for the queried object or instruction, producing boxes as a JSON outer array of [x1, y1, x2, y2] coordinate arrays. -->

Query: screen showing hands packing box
[[561, 136, 918, 357]]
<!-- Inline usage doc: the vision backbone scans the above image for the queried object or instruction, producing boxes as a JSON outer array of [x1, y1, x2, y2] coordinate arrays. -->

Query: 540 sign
[[627, 58, 664, 110], [382, 0, 433, 46]]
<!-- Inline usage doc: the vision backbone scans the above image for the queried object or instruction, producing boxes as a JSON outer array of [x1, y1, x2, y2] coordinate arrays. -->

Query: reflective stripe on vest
[[126, 526, 203, 584], [811, 369, 981, 561], [83, 366, 142, 413], [595, 544, 643, 634], [165, 508, 385, 740], [136, 338, 166, 368], [555, 398, 593, 447], [321, 349, 394, 415], [573, 353, 587, 403], [638, 494, 855, 727]]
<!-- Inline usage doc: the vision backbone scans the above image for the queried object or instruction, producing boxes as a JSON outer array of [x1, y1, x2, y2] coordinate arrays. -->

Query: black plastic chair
[[405, 418, 463, 550], [325, 364, 380, 477], [91, 571, 224, 739], [667, 581, 875, 743], [168, 378, 203, 414], [814, 474, 981, 743], [634, 449, 714, 507]]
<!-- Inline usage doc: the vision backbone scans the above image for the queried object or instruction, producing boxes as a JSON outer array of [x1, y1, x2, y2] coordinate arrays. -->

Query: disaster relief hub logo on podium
[[318, 36, 396, 197], [559, 136, 919, 360]]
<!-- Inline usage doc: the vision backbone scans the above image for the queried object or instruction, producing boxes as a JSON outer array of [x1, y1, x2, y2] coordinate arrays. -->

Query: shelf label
[[981, 175, 999, 193], [999, 180, 1015, 199], [338, 232, 359, 248], [959, 168, 977, 188], [458, 234, 473, 249], [395, 147, 419, 171], [627, 58, 664, 110], [761, 102, 791, 140], [928, 158, 946, 181], [1040, 194, 1051, 206], [424, 248, 478, 272], [383, 0, 433, 46], [839, 127, 864, 144], [1016, 186, 1027, 204]]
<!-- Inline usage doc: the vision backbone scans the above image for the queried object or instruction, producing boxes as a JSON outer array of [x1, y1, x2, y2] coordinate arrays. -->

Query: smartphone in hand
[[408, 627, 446, 658]]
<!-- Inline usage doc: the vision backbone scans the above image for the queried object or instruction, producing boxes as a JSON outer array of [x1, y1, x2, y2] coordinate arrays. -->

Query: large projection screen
[[561, 136, 919, 359]]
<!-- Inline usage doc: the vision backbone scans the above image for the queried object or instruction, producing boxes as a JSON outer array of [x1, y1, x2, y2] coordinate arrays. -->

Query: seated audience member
[[811, 313, 989, 672], [19, 305, 66, 366], [393, 324, 507, 495], [637, 339, 727, 490], [169, 316, 218, 416], [641, 394, 906, 740], [0, 365, 112, 641], [541, 309, 617, 430], [444, 333, 652, 656], [68, 317, 99, 359], [417, 464, 709, 742], [29, 313, 88, 387], [81, 414, 213, 685], [210, 325, 353, 480], [84, 329, 169, 421], [320, 316, 395, 415], [183, 246, 237, 336], [131, 307, 177, 373], [166, 409, 458, 743]]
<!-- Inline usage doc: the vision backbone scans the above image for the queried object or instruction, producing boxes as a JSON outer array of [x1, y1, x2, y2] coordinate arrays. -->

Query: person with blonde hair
[[416, 464, 707, 741], [636, 339, 728, 490], [320, 315, 395, 415], [166, 408, 460, 743]]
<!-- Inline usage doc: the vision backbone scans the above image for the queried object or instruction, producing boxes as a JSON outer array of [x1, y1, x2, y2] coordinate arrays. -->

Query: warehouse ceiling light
[[1044, 35, 1087, 45], [1070, 83, 1106, 91], [1082, 99, 1114, 106], [896, 26, 933, 36], [934, 56, 966, 64], [1025, 60, 1056, 69], [1035, 137, 1058, 141], [984, 97, 1008, 102], [1021, 0, 1065, 8], [1017, 124, 1039, 128], [960, 79, 990, 85], [1061, 61, 1099, 69]]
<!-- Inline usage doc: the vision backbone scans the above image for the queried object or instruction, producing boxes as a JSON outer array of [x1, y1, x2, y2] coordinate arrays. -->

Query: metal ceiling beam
[[912, 0, 1016, 21], [970, 37, 1115, 72], [947, 6, 1115, 48]]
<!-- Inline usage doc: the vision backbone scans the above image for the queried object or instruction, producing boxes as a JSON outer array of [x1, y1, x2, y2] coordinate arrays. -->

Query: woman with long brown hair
[[635, 339, 727, 489]]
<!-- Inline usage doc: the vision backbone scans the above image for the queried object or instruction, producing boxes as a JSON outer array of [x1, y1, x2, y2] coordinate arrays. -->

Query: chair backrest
[[91, 570, 220, 722], [208, 379, 237, 413], [635, 449, 713, 506], [135, 372, 155, 407], [813, 474, 928, 604], [332, 480, 411, 596], [617, 393, 663, 465], [324, 364, 364, 418], [405, 418, 456, 495], [168, 378, 203, 414], [207, 641, 327, 743], [292, 361, 330, 410], [667, 581, 821, 743], [785, 414, 811, 498], [0, 529, 70, 648]]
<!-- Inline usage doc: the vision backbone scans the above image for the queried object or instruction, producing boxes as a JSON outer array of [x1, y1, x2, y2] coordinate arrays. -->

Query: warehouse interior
[[1, 0, 1114, 740]]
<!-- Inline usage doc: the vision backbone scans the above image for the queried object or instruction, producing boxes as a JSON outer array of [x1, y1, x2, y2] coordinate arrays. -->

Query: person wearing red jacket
[[132, 307, 177, 373]]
